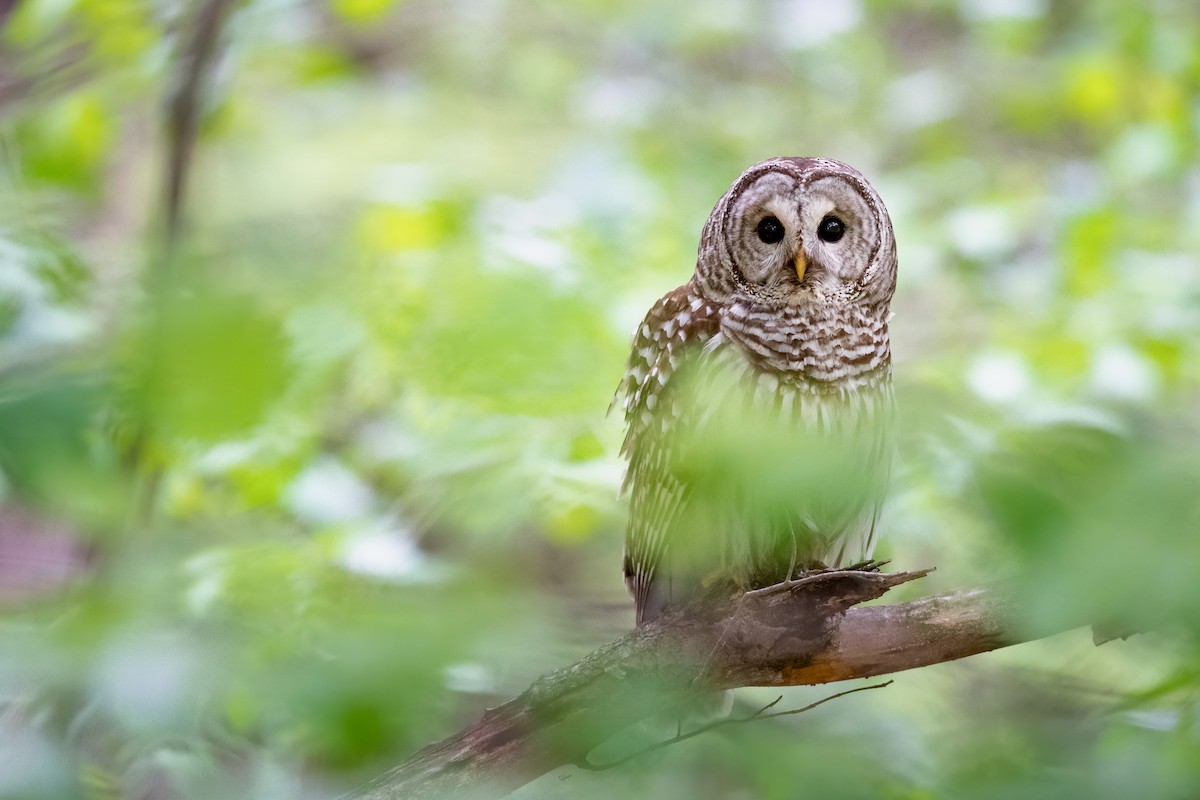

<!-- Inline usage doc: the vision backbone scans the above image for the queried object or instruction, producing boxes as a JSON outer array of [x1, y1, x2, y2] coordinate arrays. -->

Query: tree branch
[[350, 569, 1083, 800]]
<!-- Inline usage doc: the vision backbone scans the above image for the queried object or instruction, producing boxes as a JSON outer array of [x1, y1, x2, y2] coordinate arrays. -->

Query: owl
[[617, 157, 898, 626]]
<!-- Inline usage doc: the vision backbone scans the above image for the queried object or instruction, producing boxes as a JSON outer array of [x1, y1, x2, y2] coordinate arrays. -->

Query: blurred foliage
[[0, 0, 1198, 798]]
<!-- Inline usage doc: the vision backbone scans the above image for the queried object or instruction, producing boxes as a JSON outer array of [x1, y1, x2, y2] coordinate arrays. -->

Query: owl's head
[[695, 158, 897, 309]]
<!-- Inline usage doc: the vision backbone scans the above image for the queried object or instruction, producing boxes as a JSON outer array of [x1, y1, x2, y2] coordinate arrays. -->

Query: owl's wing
[[615, 283, 720, 625]]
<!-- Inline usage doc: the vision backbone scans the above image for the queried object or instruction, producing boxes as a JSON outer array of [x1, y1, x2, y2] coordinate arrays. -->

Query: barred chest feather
[[619, 285, 893, 446]]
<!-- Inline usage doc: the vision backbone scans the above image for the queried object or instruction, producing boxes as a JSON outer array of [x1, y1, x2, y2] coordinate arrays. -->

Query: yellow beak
[[794, 248, 807, 282]]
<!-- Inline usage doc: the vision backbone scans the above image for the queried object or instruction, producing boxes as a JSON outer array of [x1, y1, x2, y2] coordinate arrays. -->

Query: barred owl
[[617, 157, 897, 626]]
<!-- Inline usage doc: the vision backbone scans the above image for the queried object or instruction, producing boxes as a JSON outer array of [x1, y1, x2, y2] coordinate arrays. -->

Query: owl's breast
[[718, 299, 892, 392]]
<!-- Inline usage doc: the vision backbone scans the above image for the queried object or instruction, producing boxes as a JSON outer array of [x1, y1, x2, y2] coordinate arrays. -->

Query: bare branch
[[163, 0, 234, 249], [576, 680, 893, 772], [350, 569, 1084, 800]]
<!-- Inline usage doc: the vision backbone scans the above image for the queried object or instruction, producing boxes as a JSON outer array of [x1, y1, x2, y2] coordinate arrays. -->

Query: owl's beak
[[794, 248, 807, 282]]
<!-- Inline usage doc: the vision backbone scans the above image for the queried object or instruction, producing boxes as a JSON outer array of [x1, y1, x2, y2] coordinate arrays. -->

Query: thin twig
[[163, 0, 233, 249], [742, 560, 900, 598], [0, 40, 89, 114], [576, 680, 894, 771]]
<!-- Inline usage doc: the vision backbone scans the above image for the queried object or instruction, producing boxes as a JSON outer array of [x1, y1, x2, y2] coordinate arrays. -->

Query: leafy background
[[1, 0, 1198, 798]]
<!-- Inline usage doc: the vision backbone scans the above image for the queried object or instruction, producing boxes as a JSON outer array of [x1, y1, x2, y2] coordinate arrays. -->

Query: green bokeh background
[[1, 1, 1198, 798]]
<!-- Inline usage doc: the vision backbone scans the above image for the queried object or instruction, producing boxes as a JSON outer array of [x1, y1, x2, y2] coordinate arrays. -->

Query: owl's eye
[[755, 216, 786, 244], [818, 215, 846, 243]]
